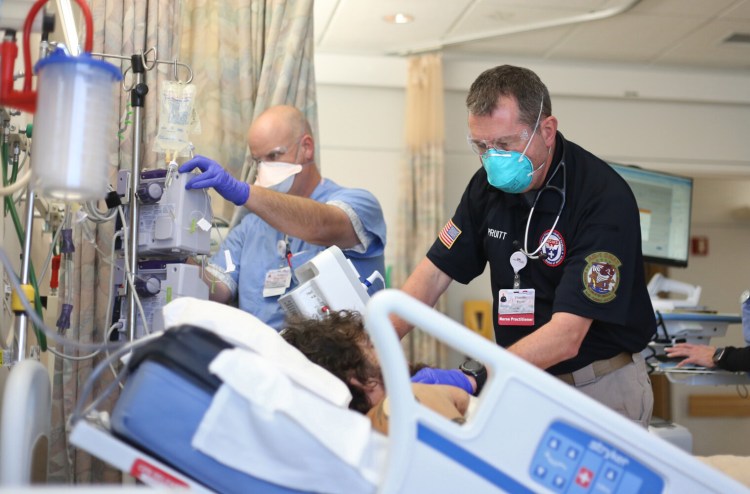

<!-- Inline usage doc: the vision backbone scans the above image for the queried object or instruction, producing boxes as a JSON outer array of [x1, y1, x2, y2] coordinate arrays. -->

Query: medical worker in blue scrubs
[[179, 105, 386, 330]]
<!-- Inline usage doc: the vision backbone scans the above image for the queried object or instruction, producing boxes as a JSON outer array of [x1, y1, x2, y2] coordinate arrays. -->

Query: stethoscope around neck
[[519, 140, 567, 261]]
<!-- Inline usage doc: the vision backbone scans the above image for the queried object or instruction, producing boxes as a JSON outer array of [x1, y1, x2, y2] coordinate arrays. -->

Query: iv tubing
[[0, 245, 128, 352], [2, 137, 46, 350]]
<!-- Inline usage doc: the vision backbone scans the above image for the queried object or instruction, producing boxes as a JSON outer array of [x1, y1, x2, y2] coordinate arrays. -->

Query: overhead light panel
[[384, 13, 414, 25]]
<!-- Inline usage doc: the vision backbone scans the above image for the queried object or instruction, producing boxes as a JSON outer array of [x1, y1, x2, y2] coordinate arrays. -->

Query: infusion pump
[[136, 169, 212, 257]]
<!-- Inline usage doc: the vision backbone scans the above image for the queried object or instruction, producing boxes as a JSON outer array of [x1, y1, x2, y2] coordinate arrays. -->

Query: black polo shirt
[[427, 132, 656, 375]]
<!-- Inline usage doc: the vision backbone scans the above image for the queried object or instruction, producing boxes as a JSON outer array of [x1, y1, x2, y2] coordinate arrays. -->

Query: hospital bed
[[0, 359, 50, 486], [68, 291, 749, 493]]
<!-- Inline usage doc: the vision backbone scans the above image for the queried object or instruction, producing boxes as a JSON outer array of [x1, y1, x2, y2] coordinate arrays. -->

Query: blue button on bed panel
[[528, 420, 664, 494]]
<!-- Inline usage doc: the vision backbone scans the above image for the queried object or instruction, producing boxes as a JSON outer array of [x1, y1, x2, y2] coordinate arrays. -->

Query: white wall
[[316, 84, 405, 267], [317, 53, 750, 455]]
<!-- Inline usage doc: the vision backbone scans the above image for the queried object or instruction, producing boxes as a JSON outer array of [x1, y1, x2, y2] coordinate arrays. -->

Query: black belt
[[556, 353, 633, 387]]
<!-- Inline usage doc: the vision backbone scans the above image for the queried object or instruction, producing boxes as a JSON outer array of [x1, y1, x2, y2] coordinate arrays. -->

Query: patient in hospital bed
[[280, 309, 471, 433], [278, 309, 750, 488], [115, 296, 750, 493]]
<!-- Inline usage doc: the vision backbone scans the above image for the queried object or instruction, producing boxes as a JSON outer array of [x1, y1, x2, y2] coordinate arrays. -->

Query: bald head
[[247, 105, 319, 195], [248, 105, 312, 154]]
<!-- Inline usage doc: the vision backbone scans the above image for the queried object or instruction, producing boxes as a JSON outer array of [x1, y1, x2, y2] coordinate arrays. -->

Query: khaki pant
[[572, 353, 654, 428]]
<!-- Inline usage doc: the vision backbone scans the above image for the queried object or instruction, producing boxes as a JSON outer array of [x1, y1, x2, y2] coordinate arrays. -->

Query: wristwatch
[[459, 359, 487, 396], [712, 347, 726, 368]]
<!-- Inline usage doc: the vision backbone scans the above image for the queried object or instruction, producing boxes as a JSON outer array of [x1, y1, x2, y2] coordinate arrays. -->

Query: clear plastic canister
[[31, 49, 122, 201]]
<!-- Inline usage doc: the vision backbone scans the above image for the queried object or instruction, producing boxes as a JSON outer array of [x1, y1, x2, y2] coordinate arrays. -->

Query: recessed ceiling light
[[384, 13, 414, 24]]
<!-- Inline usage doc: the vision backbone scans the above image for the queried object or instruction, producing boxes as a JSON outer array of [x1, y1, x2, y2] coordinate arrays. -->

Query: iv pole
[[82, 48, 193, 341], [126, 55, 147, 342], [83, 51, 192, 341], [11, 15, 56, 363]]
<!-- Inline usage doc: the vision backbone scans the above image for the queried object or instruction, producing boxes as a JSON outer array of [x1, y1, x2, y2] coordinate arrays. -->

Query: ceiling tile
[[316, 0, 473, 54], [720, 0, 750, 21], [472, 0, 616, 11], [448, 2, 614, 39], [445, 25, 573, 58], [314, 0, 750, 70], [548, 13, 705, 63], [655, 19, 750, 70], [631, 0, 739, 17]]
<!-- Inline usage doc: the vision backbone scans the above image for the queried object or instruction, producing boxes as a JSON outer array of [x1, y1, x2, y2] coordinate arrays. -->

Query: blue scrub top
[[208, 179, 386, 329]]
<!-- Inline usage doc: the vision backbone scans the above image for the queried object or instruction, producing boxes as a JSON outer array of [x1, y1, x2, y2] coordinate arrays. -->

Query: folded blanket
[[696, 455, 750, 487]]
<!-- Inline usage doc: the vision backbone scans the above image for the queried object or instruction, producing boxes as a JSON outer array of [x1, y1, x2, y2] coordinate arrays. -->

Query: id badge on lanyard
[[497, 250, 535, 326], [263, 237, 293, 297]]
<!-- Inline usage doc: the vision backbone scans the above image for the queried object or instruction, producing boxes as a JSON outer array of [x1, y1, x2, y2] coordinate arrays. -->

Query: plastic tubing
[[56, 216, 75, 334], [0, 168, 31, 195], [1, 135, 46, 349]]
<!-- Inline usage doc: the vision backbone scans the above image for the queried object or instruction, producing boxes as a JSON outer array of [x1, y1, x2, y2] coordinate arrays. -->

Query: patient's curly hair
[[281, 310, 380, 414]]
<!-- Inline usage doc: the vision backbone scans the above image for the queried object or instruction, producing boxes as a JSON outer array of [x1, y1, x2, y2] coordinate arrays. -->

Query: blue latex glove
[[179, 155, 250, 206], [410, 367, 473, 394]]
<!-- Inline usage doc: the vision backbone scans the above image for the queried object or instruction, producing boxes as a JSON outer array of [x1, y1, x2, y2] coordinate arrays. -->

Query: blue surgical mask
[[481, 138, 539, 194], [481, 98, 545, 194]]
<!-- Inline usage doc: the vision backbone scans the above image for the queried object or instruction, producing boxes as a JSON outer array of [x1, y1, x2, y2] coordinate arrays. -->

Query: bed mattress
[[110, 325, 307, 494]]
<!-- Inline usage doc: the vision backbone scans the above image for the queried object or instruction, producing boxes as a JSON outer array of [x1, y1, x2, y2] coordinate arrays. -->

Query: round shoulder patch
[[540, 230, 566, 267], [582, 252, 622, 303]]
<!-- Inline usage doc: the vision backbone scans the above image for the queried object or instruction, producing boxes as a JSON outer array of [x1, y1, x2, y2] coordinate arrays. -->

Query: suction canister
[[31, 48, 122, 200]]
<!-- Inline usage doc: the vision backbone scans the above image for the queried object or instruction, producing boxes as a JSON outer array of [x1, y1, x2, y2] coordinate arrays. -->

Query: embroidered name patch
[[439, 219, 462, 249], [540, 229, 566, 267], [582, 252, 621, 303]]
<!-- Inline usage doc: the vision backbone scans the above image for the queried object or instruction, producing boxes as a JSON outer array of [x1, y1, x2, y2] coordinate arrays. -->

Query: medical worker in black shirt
[[396, 65, 657, 427]]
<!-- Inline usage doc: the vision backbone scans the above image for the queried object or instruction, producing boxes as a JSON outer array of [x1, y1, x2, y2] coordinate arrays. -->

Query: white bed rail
[[365, 289, 750, 494], [365, 288, 513, 493], [0, 359, 51, 485]]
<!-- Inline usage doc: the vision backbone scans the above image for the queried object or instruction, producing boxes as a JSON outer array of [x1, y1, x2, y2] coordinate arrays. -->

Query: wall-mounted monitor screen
[[608, 163, 693, 267]]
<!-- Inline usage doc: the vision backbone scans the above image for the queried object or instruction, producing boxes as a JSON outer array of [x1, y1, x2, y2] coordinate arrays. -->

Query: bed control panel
[[529, 421, 664, 493]]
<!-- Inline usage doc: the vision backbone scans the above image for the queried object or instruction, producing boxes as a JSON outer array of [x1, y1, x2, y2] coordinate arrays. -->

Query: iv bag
[[154, 81, 197, 156]]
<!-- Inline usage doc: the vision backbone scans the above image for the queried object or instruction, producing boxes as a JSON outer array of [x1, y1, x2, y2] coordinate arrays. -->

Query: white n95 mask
[[255, 161, 303, 194]]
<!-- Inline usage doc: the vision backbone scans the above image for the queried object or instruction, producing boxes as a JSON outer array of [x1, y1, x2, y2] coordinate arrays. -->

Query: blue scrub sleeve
[[326, 188, 386, 258]]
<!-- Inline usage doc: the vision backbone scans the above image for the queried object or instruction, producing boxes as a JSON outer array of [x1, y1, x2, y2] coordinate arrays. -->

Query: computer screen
[[608, 163, 693, 267]]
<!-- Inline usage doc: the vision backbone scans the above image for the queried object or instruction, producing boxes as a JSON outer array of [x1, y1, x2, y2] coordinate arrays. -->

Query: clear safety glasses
[[249, 135, 304, 167], [467, 98, 545, 156], [466, 130, 531, 156]]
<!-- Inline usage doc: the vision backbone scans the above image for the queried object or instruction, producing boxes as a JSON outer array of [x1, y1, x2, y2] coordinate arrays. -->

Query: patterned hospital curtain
[[48, 0, 316, 483], [179, 0, 318, 225], [393, 54, 449, 367], [48, 0, 183, 484]]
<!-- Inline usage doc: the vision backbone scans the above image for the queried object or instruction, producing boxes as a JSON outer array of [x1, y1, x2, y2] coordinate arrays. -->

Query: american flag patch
[[438, 219, 462, 249]]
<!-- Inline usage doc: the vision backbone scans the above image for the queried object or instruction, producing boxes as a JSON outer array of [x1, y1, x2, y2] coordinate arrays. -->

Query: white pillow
[[161, 297, 352, 407]]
